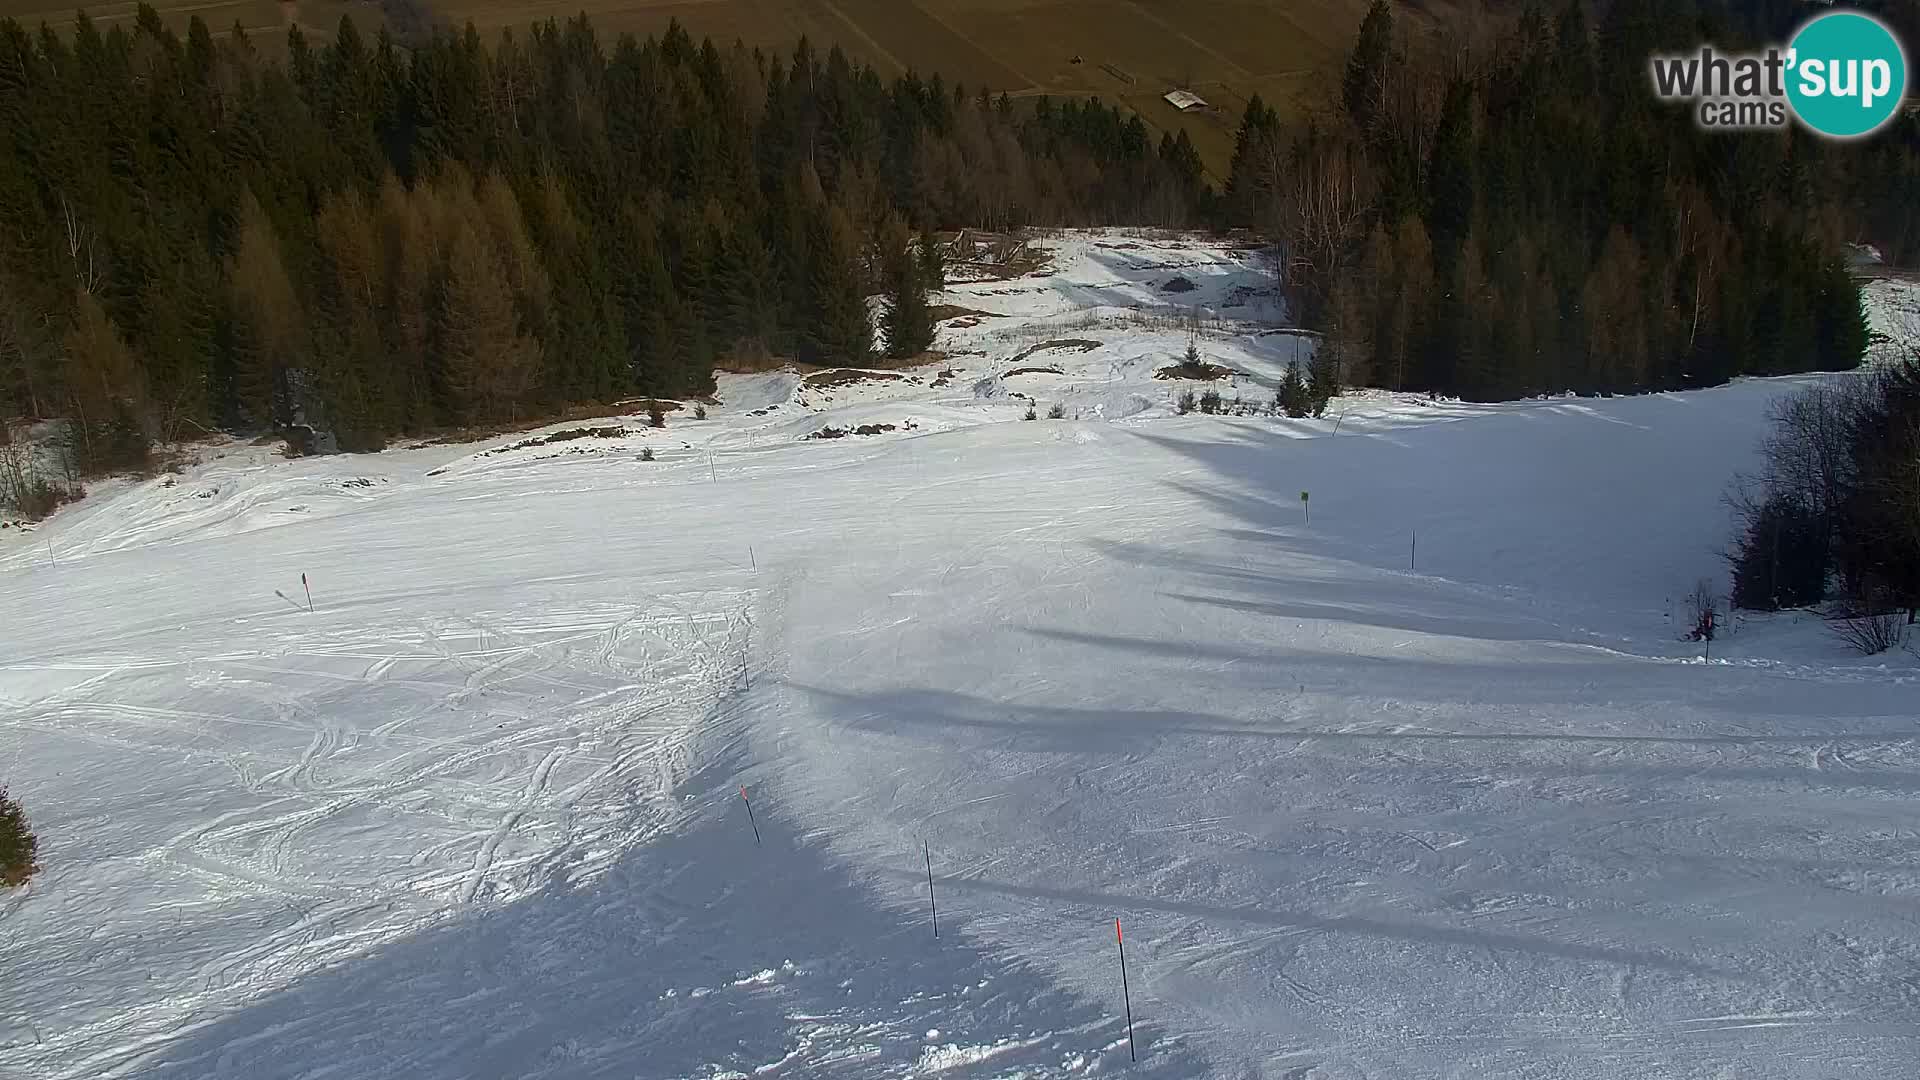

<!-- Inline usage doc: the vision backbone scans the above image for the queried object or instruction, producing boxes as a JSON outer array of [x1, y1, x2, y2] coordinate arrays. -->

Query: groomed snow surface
[[3, 233, 1919, 1079]]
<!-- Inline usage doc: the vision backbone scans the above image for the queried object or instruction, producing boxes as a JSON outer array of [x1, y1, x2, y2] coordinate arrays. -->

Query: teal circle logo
[[1786, 12, 1908, 138]]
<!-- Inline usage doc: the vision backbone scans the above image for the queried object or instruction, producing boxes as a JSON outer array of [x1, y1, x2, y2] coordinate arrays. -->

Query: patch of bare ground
[[486, 425, 628, 455], [1156, 361, 1233, 381], [415, 401, 677, 448], [804, 420, 915, 440], [616, 397, 688, 416], [1007, 338, 1103, 365], [802, 369, 907, 390], [929, 304, 999, 323]]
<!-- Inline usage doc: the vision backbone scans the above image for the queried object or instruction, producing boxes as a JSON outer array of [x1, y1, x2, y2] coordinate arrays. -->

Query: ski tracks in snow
[[459, 745, 565, 904], [0, 590, 754, 1078]]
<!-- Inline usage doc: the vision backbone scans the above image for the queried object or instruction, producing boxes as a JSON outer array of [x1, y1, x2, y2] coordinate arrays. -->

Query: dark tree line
[[0, 9, 1209, 465], [4, 1, 1918, 478], [1231, 0, 1919, 402]]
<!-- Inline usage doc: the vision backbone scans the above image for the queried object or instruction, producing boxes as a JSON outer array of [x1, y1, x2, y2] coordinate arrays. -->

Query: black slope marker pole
[[1117, 917, 1136, 1062], [925, 840, 939, 938], [739, 786, 761, 846]]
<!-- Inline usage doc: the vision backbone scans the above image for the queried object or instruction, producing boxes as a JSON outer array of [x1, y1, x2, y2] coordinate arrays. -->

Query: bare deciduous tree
[[1272, 132, 1374, 326], [59, 195, 102, 296]]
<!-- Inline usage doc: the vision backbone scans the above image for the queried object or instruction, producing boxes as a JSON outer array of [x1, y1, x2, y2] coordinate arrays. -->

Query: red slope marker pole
[[740, 786, 761, 846], [301, 573, 314, 613], [925, 840, 939, 938], [1117, 918, 1136, 1062]]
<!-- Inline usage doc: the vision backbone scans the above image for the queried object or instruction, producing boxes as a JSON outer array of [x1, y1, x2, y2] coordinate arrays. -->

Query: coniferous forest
[[1229, 0, 1919, 402], [0, 9, 1209, 466], [0, 0, 1916, 476]]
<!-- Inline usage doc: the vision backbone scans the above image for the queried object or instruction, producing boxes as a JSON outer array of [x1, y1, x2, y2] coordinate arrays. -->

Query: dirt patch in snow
[[1001, 366, 1064, 378], [1007, 339, 1102, 365], [1155, 361, 1234, 381], [804, 422, 908, 440], [617, 398, 686, 416], [1223, 284, 1270, 309], [488, 426, 630, 455], [1161, 275, 1197, 293], [929, 304, 999, 323], [803, 369, 907, 390]]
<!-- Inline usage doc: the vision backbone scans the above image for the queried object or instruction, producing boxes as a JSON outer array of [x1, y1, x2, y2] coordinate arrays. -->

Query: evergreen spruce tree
[[1307, 349, 1341, 418], [1161, 129, 1206, 197], [1426, 80, 1477, 284], [62, 291, 149, 471], [725, 226, 783, 362], [0, 266, 50, 420], [311, 186, 392, 441], [916, 227, 945, 290], [437, 222, 540, 426], [1812, 257, 1868, 372], [1342, 0, 1393, 129], [533, 175, 625, 403], [883, 221, 934, 360], [1279, 361, 1311, 418], [225, 189, 303, 430], [1225, 95, 1280, 222], [615, 209, 682, 395], [807, 205, 873, 365], [0, 787, 36, 888]]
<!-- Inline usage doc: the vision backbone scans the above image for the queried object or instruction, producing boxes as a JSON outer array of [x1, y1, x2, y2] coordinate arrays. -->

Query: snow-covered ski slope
[[3, 233, 1919, 1079]]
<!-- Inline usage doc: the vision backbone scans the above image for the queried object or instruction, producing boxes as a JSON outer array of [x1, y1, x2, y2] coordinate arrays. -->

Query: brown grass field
[[1, 0, 1461, 178]]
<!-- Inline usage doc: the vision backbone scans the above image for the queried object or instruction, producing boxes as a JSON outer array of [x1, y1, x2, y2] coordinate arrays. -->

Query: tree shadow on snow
[[788, 681, 1920, 784], [869, 868, 1725, 978], [1120, 398, 1792, 629], [134, 754, 1206, 1080]]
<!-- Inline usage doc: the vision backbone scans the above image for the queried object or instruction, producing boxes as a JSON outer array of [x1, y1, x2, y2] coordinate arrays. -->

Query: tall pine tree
[[807, 204, 873, 365], [882, 219, 933, 360]]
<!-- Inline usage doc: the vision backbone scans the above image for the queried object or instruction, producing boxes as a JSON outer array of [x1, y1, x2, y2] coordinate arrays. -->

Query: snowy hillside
[[2, 234, 1918, 1080]]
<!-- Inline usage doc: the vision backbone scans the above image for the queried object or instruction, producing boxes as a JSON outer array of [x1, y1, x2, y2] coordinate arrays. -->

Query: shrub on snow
[[1831, 609, 1909, 655], [1683, 578, 1720, 643], [1729, 493, 1827, 611]]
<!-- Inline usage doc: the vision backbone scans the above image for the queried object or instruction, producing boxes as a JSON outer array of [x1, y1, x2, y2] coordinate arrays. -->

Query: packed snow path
[[3, 235, 1919, 1078]]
